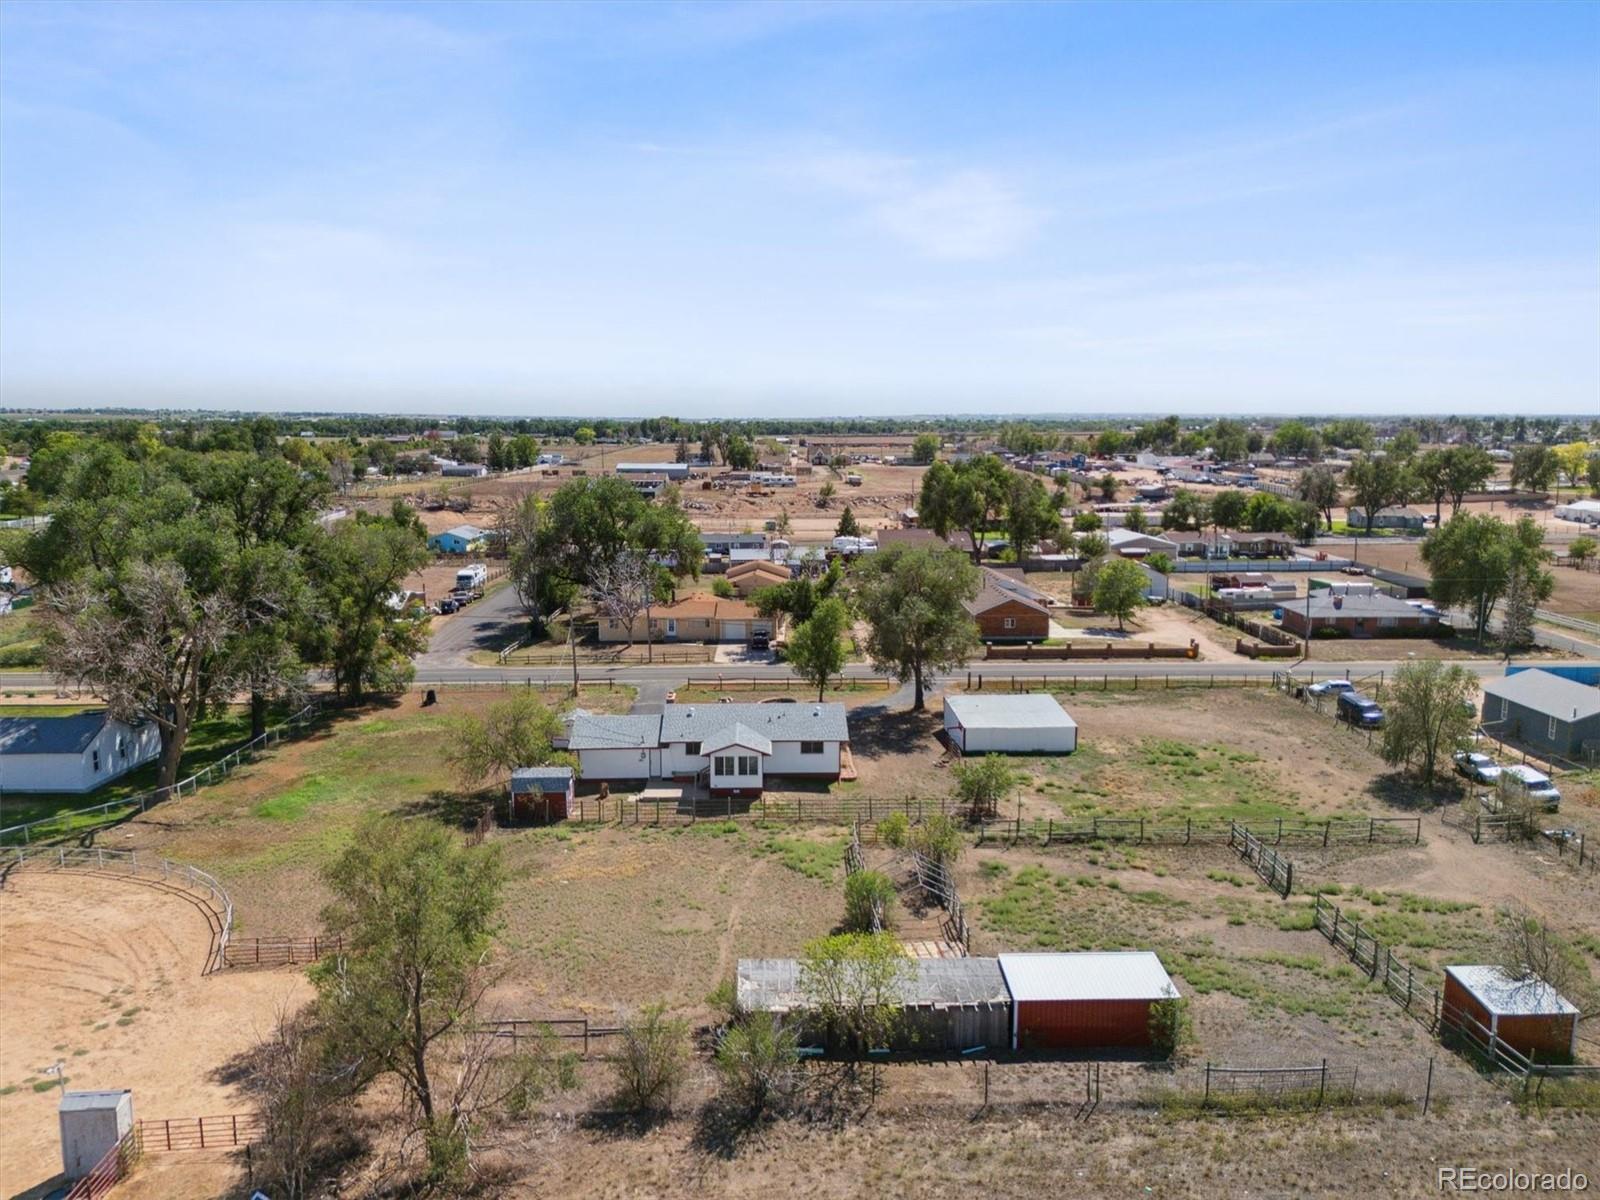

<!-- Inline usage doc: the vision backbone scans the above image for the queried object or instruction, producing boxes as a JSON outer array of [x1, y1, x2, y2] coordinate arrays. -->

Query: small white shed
[[943, 695, 1078, 755], [59, 1089, 134, 1179]]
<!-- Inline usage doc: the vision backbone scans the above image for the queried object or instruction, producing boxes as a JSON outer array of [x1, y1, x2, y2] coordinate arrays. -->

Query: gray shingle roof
[[0, 710, 114, 756], [660, 702, 849, 745], [701, 722, 774, 756], [566, 712, 663, 751], [1303, 592, 1428, 620], [1483, 669, 1600, 722]]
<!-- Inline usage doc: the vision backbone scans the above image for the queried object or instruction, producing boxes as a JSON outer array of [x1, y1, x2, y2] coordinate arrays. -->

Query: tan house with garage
[[725, 559, 791, 597], [596, 595, 777, 644]]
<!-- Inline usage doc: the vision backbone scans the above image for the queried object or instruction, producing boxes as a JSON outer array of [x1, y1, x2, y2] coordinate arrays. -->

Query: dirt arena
[[0, 869, 310, 1198]]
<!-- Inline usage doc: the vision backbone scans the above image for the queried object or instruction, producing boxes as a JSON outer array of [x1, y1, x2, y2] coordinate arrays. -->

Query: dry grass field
[[4, 682, 1598, 1198]]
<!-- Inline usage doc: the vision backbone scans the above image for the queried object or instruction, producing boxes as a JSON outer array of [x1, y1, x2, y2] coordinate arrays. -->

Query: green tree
[[1208, 419, 1249, 463], [1344, 453, 1411, 534], [1091, 556, 1149, 630], [1162, 488, 1208, 532], [1413, 449, 1451, 525], [1422, 514, 1552, 641], [714, 1013, 800, 1118], [1002, 471, 1061, 557], [1124, 505, 1147, 534], [1207, 488, 1248, 532], [613, 1004, 691, 1113], [1510, 444, 1557, 493], [446, 691, 571, 791], [835, 505, 861, 538], [307, 513, 430, 702], [1378, 661, 1477, 789], [785, 597, 850, 701], [1146, 551, 1173, 576], [796, 933, 913, 1060], [1443, 446, 1495, 514], [951, 753, 1023, 820], [312, 816, 505, 1180], [1098, 472, 1120, 501], [1269, 420, 1322, 460], [817, 480, 837, 507], [1072, 510, 1102, 533], [850, 546, 982, 710], [1148, 989, 1192, 1060], [909, 812, 964, 864], [1569, 535, 1597, 565], [911, 433, 940, 464], [844, 869, 897, 932], [711, 576, 736, 598], [574, 426, 596, 445]]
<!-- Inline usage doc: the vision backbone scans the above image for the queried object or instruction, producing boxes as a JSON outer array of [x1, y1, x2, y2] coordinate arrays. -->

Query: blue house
[[428, 524, 486, 555]]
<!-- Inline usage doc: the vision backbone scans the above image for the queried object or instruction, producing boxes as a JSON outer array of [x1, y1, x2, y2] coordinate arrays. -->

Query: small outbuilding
[[59, 1089, 135, 1180], [999, 951, 1177, 1050], [507, 766, 575, 823], [1441, 965, 1579, 1061], [736, 956, 1013, 1052], [943, 695, 1078, 755]]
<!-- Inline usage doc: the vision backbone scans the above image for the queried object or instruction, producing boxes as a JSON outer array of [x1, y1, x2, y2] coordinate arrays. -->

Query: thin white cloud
[[784, 149, 1047, 261]]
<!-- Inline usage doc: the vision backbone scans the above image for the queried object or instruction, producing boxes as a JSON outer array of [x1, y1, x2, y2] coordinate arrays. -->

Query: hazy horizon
[[2, 1, 1596, 417]]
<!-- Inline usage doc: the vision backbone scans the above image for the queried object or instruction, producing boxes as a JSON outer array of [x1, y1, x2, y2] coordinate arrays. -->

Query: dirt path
[[713, 856, 775, 989], [0, 869, 311, 1197]]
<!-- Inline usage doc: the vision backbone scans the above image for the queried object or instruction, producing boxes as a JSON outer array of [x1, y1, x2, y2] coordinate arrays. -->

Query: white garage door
[[722, 621, 747, 641]]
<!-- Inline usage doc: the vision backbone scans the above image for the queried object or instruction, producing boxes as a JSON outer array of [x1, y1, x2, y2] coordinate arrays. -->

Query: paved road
[[415, 580, 527, 669]]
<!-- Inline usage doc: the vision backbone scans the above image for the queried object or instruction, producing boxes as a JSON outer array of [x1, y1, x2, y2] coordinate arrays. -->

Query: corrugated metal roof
[[0, 710, 115, 756], [1483, 669, 1600, 722], [1445, 966, 1579, 1017], [510, 766, 574, 791], [661, 702, 849, 745], [943, 695, 1077, 732], [701, 723, 774, 756], [566, 713, 663, 751], [737, 957, 1010, 1013], [998, 952, 1177, 1002]]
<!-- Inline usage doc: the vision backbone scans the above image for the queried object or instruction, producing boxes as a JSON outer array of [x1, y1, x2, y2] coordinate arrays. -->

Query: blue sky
[[1, 0, 1596, 417]]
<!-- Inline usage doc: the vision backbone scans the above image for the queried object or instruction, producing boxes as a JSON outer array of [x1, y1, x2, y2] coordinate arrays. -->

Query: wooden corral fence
[[566, 793, 964, 827], [477, 1017, 621, 1056], [1313, 895, 1438, 1023], [908, 849, 969, 954], [223, 935, 343, 968], [4, 846, 233, 974], [977, 815, 1420, 848], [844, 821, 885, 933], [1228, 822, 1294, 896], [140, 1114, 263, 1152], [1443, 806, 1596, 877], [64, 1125, 142, 1200], [0, 695, 338, 847]]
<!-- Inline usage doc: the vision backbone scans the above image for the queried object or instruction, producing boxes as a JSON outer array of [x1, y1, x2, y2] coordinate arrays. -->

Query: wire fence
[[0, 695, 338, 846], [5, 845, 233, 972], [976, 814, 1420, 848]]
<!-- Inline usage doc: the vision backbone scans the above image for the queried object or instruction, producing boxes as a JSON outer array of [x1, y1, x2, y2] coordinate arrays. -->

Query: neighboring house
[[1105, 528, 1179, 558], [943, 694, 1078, 754], [595, 596, 776, 644], [1441, 965, 1579, 1060], [1480, 669, 1600, 759], [428, 524, 486, 555], [506, 767, 574, 823], [0, 711, 161, 794], [701, 531, 771, 557], [568, 702, 850, 795], [964, 586, 1049, 642], [440, 462, 488, 478], [1554, 499, 1600, 525], [1281, 591, 1439, 638], [1168, 530, 1293, 559], [615, 461, 690, 480], [1347, 505, 1426, 532], [725, 559, 791, 597]]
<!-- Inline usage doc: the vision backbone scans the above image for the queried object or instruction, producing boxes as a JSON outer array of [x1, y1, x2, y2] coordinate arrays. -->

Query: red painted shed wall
[[1015, 999, 1154, 1050]]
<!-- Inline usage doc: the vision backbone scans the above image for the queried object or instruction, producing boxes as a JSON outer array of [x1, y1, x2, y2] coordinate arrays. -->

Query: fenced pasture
[[1228, 822, 1295, 896]]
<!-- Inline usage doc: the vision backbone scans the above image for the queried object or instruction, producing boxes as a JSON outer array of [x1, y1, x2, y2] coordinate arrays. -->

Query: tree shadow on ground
[[844, 705, 940, 763], [1364, 771, 1456, 812], [395, 788, 491, 831]]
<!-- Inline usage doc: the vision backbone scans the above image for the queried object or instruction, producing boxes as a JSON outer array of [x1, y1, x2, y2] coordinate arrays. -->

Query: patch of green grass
[[1207, 870, 1248, 888], [758, 835, 845, 880], [254, 776, 344, 820], [32, 1078, 63, 1092]]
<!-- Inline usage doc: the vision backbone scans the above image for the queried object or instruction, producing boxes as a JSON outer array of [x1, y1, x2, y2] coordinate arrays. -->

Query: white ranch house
[[0, 711, 162, 794]]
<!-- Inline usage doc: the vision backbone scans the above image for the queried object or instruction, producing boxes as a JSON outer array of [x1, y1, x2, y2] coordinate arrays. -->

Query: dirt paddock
[[0, 869, 310, 1198]]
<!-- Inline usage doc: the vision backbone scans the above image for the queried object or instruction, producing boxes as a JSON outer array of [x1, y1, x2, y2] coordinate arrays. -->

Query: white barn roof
[[1483, 669, 1600, 722], [944, 695, 1076, 732], [998, 951, 1177, 1002], [1445, 966, 1578, 1017]]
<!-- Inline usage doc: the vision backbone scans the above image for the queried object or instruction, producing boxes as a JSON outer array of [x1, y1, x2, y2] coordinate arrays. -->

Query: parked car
[[1452, 750, 1500, 784], [1335, 690, 1384, 728], [1306, 678, 1357, 699], [1500, 764, 1561, 811], [749, 633, 770, 653]]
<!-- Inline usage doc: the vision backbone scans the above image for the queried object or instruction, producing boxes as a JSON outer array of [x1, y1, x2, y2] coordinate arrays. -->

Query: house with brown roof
[[876, 527, 978, 556], [964, 586, 1050, 643], [596, 596, 778, 644], [725, 559, 791, 597]]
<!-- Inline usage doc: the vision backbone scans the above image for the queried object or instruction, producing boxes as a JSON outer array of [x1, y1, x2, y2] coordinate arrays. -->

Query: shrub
[[714, 1013, 800, 1117], [613, 1004, 691, 1113], [876, 811, 910, 847], [909, 813, 963, 865], [711, 577, 735, 599], [844, 870, 896, 932], [1148, 989, 1192, 1060]]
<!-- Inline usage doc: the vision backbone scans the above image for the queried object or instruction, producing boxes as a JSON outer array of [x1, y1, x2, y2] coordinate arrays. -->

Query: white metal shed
[[943, 695, 1078, 755]]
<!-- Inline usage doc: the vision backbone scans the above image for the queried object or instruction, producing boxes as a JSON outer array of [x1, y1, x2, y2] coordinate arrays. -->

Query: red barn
[[508, 767, 574, 824], [1442, 966, 1579, 1062], [999, 952, 1178, 1050]]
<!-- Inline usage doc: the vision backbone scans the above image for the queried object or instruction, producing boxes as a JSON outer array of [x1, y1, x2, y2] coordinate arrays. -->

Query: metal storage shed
[[508, 766, 574, 823], [943, 695, 1078, 755], [736, 957, 1012, 1053], [1441, 966, 1579, 1061], [998, 952, 1177, 1050]]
